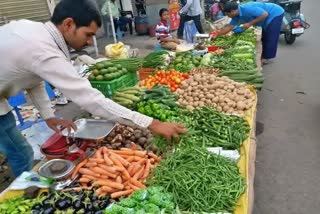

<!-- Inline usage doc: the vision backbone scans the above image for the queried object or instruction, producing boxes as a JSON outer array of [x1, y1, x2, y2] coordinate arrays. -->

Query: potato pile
[[189, 67, 219, 75], [176, 73, 255, 116]]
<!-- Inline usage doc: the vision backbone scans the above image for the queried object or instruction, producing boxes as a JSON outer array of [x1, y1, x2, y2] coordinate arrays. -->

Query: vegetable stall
[[0, 28, 262, 214]]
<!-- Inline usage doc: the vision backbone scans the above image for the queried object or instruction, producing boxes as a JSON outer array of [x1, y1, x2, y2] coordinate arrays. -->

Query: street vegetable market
[[0, 25, 262, 214]]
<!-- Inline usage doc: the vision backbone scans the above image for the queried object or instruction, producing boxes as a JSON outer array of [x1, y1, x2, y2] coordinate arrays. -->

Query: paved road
[[254, 1, 320, 213]]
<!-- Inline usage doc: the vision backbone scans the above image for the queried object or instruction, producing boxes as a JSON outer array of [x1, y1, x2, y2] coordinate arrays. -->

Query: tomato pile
[[139, 69, 189, 92]]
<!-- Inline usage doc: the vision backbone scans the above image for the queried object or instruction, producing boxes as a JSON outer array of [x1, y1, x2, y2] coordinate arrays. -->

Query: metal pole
[[93, 36, 99, 57], [108, 1, 117, 44]]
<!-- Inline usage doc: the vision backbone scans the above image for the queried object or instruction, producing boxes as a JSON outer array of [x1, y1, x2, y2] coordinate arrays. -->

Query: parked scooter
[[256, 0, 310, 44], [277, 0, 310, 44]]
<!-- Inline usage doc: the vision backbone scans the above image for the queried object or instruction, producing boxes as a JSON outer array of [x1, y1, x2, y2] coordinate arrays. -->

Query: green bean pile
[[169, 106, 250, 150], [147, 147, 246, 212]]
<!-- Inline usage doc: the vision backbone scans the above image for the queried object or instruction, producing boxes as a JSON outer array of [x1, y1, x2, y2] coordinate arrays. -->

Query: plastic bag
[[183, 20, 198, 44], [105, 42, 128, 59]]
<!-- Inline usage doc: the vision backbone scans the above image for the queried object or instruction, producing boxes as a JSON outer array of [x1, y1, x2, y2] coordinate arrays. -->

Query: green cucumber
[[113, 97, 134, 105], [114, 92, 140, 102], [117, 86, 141, 92]]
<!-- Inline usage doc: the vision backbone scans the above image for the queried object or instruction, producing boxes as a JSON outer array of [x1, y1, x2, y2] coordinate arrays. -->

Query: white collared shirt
[[0, 20, 153, 128]]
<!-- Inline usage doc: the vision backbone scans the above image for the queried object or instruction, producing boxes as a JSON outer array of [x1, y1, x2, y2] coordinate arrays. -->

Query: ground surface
[[253, 1, 320, 213]]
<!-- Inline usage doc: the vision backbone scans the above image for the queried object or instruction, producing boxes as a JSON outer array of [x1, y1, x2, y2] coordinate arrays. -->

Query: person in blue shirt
[[214, 1, 284, 64]]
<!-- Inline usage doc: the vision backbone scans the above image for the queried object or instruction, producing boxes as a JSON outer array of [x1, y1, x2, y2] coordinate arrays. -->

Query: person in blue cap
[[213, 1, 284, 64]]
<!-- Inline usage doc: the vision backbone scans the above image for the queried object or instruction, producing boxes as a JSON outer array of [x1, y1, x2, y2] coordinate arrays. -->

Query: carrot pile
[[71, 147, 161, 198]]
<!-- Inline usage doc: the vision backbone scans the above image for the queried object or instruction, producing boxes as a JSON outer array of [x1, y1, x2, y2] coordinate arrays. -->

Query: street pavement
[[254, 0, 320, 213]]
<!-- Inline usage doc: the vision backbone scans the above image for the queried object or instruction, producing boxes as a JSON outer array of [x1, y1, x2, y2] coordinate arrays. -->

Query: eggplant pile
[[102, 125, 156, 152], [32, 189, 110, 214]]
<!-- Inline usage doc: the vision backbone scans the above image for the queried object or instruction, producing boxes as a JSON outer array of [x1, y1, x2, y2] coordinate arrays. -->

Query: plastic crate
[[138, 68, 156, 80], [90, 72, 138, 98]]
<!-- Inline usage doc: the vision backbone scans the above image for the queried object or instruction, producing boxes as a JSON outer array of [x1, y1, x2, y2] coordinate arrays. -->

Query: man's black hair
[[159, 8, 169, 17], [51, 0, 102, 27], [223, 1, 239, 13]]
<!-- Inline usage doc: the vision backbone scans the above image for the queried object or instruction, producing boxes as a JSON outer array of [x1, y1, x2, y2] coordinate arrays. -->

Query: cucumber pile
[[88, 61, 129, 82], [112, 87, 143, 109]]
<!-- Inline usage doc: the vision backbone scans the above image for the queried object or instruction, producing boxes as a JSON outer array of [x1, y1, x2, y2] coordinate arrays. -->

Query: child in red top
[[155, 8, 180, 50]]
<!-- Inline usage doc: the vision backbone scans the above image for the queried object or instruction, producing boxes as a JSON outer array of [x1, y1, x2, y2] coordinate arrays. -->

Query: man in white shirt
[[177, 0, 204, 39], [0, 0, 186, 177]]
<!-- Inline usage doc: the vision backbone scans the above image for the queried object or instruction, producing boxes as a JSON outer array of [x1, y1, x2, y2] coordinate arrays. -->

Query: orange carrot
[[94, 148, 103, 159], [85, 162, 98, 168], [95, 187, 104, 196], [112, 150, 147, 158], [129, 177, 146, 189], [148, 153, 160, 162], [91, 167, 117, 178], [109, 154, 124, 168], [103, 153, 113, 166], [126, 156, 145, 162], [110, 152, 130, 168], [101, 186, 117, 193], [78, 168, 99, 177], [98, 164, 117, 173], [88, 158, 105, 164], [102, 147, 109, 154], [130, 164, 141, 177], [116, 176, 122, 184], [141, 159, 151, 179], [113, 166, 125, 172], [100, 175, 109, 179], [82, 175, 97, 180], [79, 177, 91, 183], [128, 183, 141, 190], [111, 189, 134, 199], [120, 148, 131, 151], [125, 185, 131, 190], [137, 158, 146, 165], [71, 159, 88, 179], [98, 192, 107, 198], [133, 166, 145, 180], [93, 180, 124, 190], [127, 164, 135, 175]]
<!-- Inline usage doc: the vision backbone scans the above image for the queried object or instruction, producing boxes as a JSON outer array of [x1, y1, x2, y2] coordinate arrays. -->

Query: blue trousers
[[0, 112, 34, 177], [262, 14, 284, 59]]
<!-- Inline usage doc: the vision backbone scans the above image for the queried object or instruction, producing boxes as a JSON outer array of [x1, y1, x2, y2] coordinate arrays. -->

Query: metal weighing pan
[[62, 118, 116, 140]]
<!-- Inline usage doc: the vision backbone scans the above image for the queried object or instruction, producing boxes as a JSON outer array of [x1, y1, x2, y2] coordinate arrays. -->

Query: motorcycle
[[277, 0, 310, 44]]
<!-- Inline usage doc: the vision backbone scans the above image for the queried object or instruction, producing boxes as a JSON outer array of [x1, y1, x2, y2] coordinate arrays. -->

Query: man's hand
[[241, 23, 252, 30], [148, 120, 187, 143], [45, 118, 77, 134]]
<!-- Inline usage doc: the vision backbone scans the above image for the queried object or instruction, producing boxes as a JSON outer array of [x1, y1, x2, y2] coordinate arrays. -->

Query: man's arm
[[217, 24, 234, 36], [241, 6, 268, 29], [26, 81, 77, 133], [243, 12, 268, 29], [26, 81, 55, 119], [32, 56, 152, 128], [180, 0, 192, 14]]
